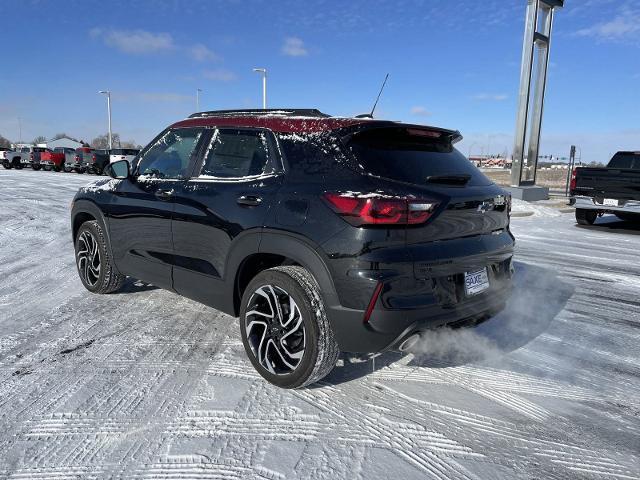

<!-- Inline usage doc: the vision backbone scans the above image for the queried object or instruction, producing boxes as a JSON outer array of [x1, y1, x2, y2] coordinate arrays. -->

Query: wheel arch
[[230, 231, 339, 317]]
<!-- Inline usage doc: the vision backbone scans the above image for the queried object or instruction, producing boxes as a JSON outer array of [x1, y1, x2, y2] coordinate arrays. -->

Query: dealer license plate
[[602, 198, 618, 207], [464, 268, 490, 296]]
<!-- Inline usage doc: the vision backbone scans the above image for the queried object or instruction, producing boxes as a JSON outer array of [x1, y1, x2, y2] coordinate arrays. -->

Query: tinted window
[[346, 127, 492, 187], [277, 132, 347, 177], [137, 128, 204, 179], [200, 129, 273, 178], [112, 148, 138, 156], [608, 153, 640, 170]]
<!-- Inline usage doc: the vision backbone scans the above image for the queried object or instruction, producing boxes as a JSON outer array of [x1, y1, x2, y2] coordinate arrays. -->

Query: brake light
[[323, 193, 437, 226], [75, 154, 80, 161], [569, 168, 577, 191], [29, 153, 34, 160]]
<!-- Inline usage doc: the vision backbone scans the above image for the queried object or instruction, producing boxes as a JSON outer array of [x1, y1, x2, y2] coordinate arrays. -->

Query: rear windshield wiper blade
[[426, 174, 471, 185]]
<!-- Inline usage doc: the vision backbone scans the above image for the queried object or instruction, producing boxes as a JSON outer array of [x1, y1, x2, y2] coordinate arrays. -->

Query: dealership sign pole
[[509, 0, 563, 201]]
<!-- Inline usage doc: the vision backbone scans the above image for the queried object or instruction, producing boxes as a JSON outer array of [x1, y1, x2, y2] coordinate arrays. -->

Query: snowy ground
[[0, 168, 639, 479]]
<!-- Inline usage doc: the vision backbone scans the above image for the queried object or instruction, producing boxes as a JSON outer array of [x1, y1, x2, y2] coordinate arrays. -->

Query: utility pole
[[99, 91, 113, 150], [196, 88, 202, 111], [18, 117, 22, 144], [253, 68, 267, 109]]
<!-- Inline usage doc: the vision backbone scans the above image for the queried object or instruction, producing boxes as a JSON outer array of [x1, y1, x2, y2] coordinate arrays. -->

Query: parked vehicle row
[[2, 146, 140, 174], [570, 151, 640, 225]]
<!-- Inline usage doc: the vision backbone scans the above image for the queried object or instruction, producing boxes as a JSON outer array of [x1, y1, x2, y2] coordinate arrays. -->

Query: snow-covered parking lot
[[1, 168, 639, 479]]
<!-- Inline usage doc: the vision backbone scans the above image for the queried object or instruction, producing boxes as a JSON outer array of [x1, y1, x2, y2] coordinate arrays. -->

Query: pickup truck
[[40, 149, 66, 172], [570, 151, 640, 225], [1, 146, 46, 170], [89, 149, 110, 175], [53, 147, 77, 172]]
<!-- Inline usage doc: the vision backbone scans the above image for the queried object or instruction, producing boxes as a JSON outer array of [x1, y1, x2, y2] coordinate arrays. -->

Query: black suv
[[71, 109, 514, 388]]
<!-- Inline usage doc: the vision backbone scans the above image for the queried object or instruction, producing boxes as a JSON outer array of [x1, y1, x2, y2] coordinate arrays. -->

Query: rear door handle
[[237, 195, 262, 206], [155, 189, 174, 201]]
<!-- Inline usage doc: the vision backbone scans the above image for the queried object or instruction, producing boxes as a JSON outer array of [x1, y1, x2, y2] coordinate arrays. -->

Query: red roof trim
[[170, 116, 371, 133]]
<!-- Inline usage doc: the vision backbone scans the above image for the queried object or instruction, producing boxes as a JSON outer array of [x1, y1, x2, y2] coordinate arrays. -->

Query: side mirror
[[105, 160, 130, 179]]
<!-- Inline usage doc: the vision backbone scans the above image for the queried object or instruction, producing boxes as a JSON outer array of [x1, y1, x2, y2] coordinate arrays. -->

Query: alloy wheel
[[244, 285, 306, 375], [77, 230, 101, 287]]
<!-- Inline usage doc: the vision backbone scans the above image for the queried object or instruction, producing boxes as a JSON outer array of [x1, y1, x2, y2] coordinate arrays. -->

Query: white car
[[109, 148, 139, 165]]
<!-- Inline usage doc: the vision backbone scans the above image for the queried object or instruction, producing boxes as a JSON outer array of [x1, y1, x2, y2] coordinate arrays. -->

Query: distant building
[[44, 136, 83, 150]]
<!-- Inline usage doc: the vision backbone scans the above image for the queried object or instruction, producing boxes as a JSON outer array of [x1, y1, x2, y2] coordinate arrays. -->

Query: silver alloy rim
[[77, 230, 101, 287], [245, 285, 306, 375]]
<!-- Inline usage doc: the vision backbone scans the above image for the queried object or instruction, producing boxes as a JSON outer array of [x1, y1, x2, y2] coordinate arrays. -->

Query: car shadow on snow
[[322, 262, 575, 386], [117, 278, 159, 294], [577, 215, 640, 235]]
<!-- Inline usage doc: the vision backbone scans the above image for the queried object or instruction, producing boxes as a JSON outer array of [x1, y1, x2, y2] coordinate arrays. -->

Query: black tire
[[32, 165, 41, 171], [63, 165, 72, 173], [240, 266, 339, 389], [2, 160, 11, 169], [53, 165, 61, 172], [576, 208, 597, 225], [14, 159, 23, 169], [43, 165, 51, 171], [74, 220, 125, 294]]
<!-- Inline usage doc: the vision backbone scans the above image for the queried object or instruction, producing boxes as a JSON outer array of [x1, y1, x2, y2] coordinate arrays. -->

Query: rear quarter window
[[276, 132, 349, 178], [346, 127, 492, 187], [608, 153, 640, 169]]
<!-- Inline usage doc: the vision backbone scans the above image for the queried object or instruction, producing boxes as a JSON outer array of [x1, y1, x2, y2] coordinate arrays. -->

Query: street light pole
[[253, 68, 267, 109], [99, 90, 113, 150], [196, 88, 202, 111], [18, 117, 22, 144]]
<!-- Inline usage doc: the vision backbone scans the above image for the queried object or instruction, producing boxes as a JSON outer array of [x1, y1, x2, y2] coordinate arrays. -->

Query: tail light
[[29, 153, 34, 160], [323, 193, 438, 226], [75, 154, 80, 161], [569, 168, 577, 191], [92, 154, 96, 162]]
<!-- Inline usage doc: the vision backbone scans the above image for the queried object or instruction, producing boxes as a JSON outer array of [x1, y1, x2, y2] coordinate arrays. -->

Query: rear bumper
[[570, 195, 640, 214], [327, 256, 514, 353]]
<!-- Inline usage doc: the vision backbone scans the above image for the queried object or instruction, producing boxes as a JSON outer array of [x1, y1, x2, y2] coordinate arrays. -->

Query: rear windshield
[[346, 128, 492, 187], [608, 152, 640, 169]]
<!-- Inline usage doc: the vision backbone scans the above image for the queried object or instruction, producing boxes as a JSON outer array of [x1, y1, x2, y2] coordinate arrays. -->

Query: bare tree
[[0, 134, 11, 148], [121, 139, 141, 149], [32, 135, 47, 145], [91, 133, 121, 149]]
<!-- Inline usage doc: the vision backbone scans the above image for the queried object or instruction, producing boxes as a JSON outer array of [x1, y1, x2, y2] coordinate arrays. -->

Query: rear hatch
[[344, 126, 513, 288], [345, 127, 510, 243]]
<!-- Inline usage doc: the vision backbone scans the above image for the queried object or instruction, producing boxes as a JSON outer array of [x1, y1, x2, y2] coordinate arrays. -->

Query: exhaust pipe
[[399, 333, 421, 352]]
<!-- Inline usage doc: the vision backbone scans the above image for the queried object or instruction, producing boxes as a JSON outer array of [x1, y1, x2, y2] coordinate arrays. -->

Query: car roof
[[170, 108, 460, 139]]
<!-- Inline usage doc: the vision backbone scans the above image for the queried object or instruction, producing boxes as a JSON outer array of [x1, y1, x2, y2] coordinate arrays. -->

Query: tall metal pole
[[99, 90, 113, 150], [253, 68, 267, 109], [18, 117, 22, 144], [511, 0, 563, 189], [196, 88, 202, 111]]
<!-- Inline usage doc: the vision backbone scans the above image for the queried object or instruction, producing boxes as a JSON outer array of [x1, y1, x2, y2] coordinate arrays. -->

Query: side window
[[137, 128, 204, 179], [199, 129, 274, 178]]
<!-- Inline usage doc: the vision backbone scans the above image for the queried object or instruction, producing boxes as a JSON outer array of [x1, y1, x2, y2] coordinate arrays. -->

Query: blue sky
[[1, 0, 639, 162]]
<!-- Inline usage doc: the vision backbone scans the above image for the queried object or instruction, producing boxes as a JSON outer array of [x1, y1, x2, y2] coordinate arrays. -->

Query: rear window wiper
[[426, 174, 471, 185]]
